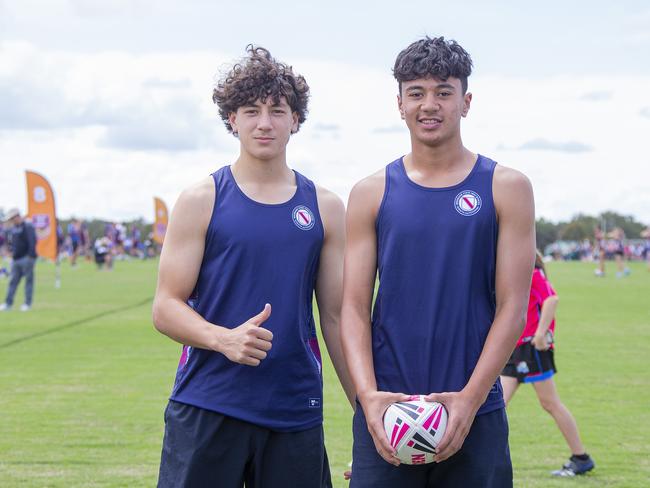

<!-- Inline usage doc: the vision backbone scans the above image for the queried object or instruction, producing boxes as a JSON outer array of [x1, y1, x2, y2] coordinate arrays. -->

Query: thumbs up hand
[[218, 304, 274, 366], [249, 303, 272, 327]]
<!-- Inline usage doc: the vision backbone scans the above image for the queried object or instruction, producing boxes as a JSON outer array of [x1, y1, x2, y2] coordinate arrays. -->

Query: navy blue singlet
[[373, 155, 503, 415], [169, 166, 325, 432]]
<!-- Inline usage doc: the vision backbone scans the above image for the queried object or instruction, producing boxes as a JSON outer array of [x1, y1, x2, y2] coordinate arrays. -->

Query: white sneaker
[[20, 304, 31, 312], [0, 303, 10, 311]]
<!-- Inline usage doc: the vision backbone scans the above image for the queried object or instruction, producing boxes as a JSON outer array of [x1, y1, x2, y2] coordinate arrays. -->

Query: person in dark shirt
[[0, 223, 9, 278], [1, 208, 37, 312]]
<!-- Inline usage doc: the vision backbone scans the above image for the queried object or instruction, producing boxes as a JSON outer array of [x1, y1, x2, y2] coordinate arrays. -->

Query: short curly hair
[[393, 36, 473, 94], [213, 45, 310, 134]]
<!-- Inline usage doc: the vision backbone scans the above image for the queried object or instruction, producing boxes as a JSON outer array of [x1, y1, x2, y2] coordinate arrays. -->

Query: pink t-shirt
[[517, 268, 556, 347]]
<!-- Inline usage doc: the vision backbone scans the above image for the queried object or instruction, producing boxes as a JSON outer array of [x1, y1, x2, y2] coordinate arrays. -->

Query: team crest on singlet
[[292, 205, 315, 230], [454, 190, 482, 216]]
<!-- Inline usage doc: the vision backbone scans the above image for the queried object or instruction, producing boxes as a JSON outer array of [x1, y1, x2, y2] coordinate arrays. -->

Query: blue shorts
[[351, 404, 512, 488], [157, 400, 332, 488]]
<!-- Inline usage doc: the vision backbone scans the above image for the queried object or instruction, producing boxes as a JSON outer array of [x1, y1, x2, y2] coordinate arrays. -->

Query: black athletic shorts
[[157, 400, 332, 488], [502, 343, 556, 383], [351, 404, 512, 488]]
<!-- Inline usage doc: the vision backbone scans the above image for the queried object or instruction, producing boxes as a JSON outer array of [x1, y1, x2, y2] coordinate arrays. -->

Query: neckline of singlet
[[225, 165, 302, 208], [397, 154, 484, 192]]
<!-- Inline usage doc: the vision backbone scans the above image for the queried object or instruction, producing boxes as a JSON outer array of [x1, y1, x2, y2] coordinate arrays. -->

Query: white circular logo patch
[[292, 205, 315, 230], [33, 186, 47, 203], [454, 191, 482, 216]]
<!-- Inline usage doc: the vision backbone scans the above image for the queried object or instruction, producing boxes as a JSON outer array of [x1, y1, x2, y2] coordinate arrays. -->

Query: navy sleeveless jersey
[[373, 155, 504, 415], [169, 166, 325, 432]]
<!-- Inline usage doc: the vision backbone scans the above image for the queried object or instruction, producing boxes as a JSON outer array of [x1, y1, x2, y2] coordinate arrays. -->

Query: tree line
[[536, 211, 647, 251]]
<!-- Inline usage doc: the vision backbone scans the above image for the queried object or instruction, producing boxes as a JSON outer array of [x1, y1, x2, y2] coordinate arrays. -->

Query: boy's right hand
[[358, 390, 411, 466], [217, 304, 273, 366]]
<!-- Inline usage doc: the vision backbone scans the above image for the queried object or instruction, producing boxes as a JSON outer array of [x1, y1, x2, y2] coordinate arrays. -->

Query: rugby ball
[[383, 395, 448, 465]]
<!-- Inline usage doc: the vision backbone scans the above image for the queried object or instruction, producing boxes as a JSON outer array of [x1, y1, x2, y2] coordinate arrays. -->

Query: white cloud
[[516, 139, 592, 153], [579, 91, 613, 102], [0, 42, 224, 149], [1, 42, 650, 225]]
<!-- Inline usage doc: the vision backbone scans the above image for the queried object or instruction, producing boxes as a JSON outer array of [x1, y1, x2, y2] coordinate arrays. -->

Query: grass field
[[0, 258, 648, 487]]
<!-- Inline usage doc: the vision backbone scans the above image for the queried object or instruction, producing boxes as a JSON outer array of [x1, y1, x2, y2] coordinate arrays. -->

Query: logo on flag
[[454, 191, 482, 216], [32, 214, 51, 239], [33, 186, 47, 203], [292, 205, 315, 230]]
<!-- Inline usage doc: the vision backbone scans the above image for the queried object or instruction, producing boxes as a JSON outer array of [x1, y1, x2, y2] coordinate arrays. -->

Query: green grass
[[0, 259, 648, 487]]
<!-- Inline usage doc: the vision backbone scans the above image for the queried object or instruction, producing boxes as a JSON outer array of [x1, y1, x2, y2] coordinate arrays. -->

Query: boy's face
[[228, 97, 299, 161], [398, 76, 471, 147]]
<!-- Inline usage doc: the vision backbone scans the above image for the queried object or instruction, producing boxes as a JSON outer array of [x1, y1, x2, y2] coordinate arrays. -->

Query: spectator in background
[[593, 226, 606, 277], [0, 222, 9, 278], [94, 236, 113, 270], [131, 225, 143, 258], [115, 222, 126, 258], [67, 218, 81, 267], [501, 251, 594, 477], [642, 227, 650, 272], [79, 219, 91, 261], [56, 222, 64, 261], [608, 227, 630, 278], [145, 232, 156, 258], [0, 208, 37, 312], [580, 239, 592, 261]]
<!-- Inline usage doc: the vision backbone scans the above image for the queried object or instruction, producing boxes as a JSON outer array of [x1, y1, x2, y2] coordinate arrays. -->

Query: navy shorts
[[157, 400, 332, 488], [350, 403, 512, 488]]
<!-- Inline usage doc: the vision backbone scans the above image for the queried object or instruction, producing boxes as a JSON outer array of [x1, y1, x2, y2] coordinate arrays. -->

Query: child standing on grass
[[500, 251, 595, 477]]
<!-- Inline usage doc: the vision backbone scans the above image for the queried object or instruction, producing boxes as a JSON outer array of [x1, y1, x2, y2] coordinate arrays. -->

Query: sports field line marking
[[0, 296, 153, 349]]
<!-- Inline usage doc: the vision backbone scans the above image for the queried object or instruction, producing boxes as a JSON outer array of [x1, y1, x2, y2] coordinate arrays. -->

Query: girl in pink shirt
[[501, 251, 595, 477]]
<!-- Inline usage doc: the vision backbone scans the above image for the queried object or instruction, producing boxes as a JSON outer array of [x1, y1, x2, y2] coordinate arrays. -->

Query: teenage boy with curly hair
[[341, 36, 536, 487], [154, 45, 354, 488]]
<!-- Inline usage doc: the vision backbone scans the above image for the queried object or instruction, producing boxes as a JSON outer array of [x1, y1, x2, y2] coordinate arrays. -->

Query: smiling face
[[228, 97, 299, 162], [398, 76, 472, 148]]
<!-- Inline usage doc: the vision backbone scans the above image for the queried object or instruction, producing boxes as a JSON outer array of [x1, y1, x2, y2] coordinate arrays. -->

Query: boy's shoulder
[[493, 164, 531, 191], [351, 167, 387, 199], [174, 175, 217, 221]]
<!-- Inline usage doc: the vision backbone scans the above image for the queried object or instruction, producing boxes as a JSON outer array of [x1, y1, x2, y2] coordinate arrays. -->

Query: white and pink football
[[383, 395, 448, 465]]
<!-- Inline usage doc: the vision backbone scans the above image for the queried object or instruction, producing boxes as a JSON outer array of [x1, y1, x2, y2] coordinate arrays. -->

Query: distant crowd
[[544, 227, 650, 263], [545, 238, 649, 262], [0, 218, 160, 271]]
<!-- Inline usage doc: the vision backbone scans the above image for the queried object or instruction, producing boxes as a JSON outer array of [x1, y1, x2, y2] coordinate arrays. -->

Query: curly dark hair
[[393, 36, 473, 94], [213, 45, 310, 134]]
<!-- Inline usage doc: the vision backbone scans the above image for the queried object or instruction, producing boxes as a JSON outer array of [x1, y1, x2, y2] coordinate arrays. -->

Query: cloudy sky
[[1, 0, 649, 223]]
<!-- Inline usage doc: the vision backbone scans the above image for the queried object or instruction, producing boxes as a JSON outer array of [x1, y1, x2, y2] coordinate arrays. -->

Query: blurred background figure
[[93, 236, 113, 271], [593, 226, 606, 277], [642, 227, 650, 272], [607, 227, 630, 278], [0, 208, 37, 312], [67, 218, 81, 267], [501, 251, 595, 477], [79, 219, 91, 262], [0, 221, 9, 279]]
